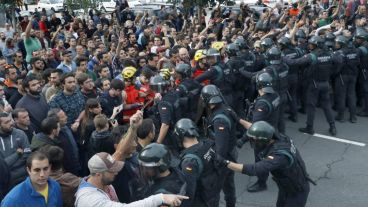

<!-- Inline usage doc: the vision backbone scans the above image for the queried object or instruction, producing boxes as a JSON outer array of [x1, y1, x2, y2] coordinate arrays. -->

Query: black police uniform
[[156, 90, 182, 152], [263, 63, 289, 134], [180, 139, 221, 207], [208, 104, 237, 207], [357, 41, 368, 115], [176, 78, 202, 121], [334, 45, 362, 121], [281, 47, 304, 121], [284, 48, 341, 132], [249, 92, 280, 186], [145, 167, 194, 207], [195, 62, 234, 108], [226, 55, 246, 116], [239, 50, 260, 103], [241, 134, 311, 207]]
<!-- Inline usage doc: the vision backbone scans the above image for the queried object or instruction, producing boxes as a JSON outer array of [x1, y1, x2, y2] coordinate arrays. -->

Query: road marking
[[313, 133, 366, 147]]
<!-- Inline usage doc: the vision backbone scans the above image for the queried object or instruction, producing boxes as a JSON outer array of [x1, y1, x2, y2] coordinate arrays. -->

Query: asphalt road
[[220, 108, 368, 207]]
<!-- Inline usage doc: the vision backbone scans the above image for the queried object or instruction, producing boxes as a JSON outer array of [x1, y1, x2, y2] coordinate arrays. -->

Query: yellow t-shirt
[[38, 183, 49, 204]]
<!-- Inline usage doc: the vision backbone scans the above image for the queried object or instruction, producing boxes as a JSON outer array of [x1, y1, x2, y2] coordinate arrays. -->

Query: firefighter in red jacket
[[121, 66, 143, 123], [192, 49, 210, 85]]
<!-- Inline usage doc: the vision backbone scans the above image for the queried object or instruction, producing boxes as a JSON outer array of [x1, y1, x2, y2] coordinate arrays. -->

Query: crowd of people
[[0, 0, 368, 206]]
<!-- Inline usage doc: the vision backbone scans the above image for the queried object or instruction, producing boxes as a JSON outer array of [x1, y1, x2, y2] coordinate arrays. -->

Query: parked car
[[97, 0, 117, 13], [37, 0, 64, 12]]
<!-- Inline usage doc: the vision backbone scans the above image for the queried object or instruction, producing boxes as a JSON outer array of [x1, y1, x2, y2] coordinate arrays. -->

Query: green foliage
[[64, 0, 101, 14]]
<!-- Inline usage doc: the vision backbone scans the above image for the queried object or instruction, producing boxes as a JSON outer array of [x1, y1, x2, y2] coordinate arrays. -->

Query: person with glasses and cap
[[219, 121, 313, 207]]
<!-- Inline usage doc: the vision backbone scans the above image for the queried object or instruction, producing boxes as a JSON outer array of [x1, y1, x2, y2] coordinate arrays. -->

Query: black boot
[[329, 123, 337, 136], [357, 111, 368, 117], [247, 181, 267, 193], [288, 115, 298, 122], [350, 115, 357, 123], [335, 112, 345, 122], [299, 126, 314, 135]]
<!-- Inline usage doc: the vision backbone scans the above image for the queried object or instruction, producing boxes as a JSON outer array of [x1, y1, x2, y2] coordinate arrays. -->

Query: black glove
[[236, 136, 249, 148], [216, 155, 229, 168]]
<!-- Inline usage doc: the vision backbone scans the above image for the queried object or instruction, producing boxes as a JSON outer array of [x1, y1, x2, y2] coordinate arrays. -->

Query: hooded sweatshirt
[[30, 132, 61, 151], [88, 130, 114, 159], [0, 128, 30, 188]]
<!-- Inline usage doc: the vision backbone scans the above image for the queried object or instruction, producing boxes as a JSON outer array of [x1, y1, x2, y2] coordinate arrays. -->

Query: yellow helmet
[[160, 68, 172, 80], [194, 50, 206, 61], [122, 66, 137, 79], [211, 41, 225, 51]]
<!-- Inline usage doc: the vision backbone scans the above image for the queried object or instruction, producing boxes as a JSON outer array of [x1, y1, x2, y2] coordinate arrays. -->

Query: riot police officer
[[174, 118, 221, 207], [225, 43, 244, 116], [261, 38, 275, 51], [278, 37, 304, 122], [138, 143, 194, 207], [355, 28, 368, 117], [200, 84, 237, 207], [334, 35, 362, 123], [236, 72, 280, 193], [195, 48, 234, 108], [284, 36, 341, 136], [174, 63, 202, 121], [236, 38, 263, 102], [294, 29, 308, 52], [149, 75, 181, 152], [221, 121, 312, 207], [262, 46, 289, 134], [325, 32, 336, 51]]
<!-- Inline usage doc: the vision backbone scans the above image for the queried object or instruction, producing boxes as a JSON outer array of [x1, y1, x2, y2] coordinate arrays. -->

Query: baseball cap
[[62, 50, 72, 56], [88, 152, 124, 173]]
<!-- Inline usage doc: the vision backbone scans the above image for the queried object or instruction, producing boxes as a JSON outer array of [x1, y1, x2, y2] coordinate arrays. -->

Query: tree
[[0, 0, 21, 31], [64, 0, 101, 16]]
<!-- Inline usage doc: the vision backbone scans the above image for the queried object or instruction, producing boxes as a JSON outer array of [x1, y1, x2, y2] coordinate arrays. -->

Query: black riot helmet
[[277, 36, 291, 49], [138, 143, 173, 174], [225, 43, 240, 57], [246, 121, 275, 149], [174, 118, 200, 140], [200, 84, 223, 105], [308, 36, 323, 49], [149, 75, 169, 94], [266, 46, 282, 65], [261, 38, 274, 50], [256, 72, 274, 93], [355, 28, 368, 40], [175, 63, 192, 79], [206, 48, 221, 57], [234, 38, 249, 50], [295, 29, 306, 40], [325, 32, 336, 48], [335, 35, 348, 46]]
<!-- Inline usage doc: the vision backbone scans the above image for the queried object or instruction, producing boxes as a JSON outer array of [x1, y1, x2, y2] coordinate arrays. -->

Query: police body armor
[[338, 46, 361, 76], [308, 49, 333, 82], [265, 64, 289, 94], [262, 134, 310, 194], [207, 105, 237, 160], [177, 79, 202, 121], [238, 50, 257, 88], [180, 140, 220, 207], [226, 56, 244, 91], [211, 63, 234, 94], [358, 42, 368, 80], [281, 47, 303, 76], [250, 93, 280, 128]]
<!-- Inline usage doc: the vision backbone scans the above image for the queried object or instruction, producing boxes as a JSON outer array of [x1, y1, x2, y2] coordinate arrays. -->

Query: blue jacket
[[1, 177, 63, 207]]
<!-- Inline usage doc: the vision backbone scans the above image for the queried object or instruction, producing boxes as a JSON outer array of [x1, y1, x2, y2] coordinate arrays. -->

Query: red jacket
[[122, 85, 142, 123]]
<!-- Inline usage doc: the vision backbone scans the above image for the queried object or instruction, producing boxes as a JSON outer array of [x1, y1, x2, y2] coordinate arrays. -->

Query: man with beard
[[24, 16, 42, 64], [45, 69, 63, 102], [4, 65, 18, 100], [27, 57, 45, 77], [16, 74, 48, 133], [49, 73, 85, 126], [0, 112, 31, 192], [76, 73, 98, 101], [13, 108, 35, 143]]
